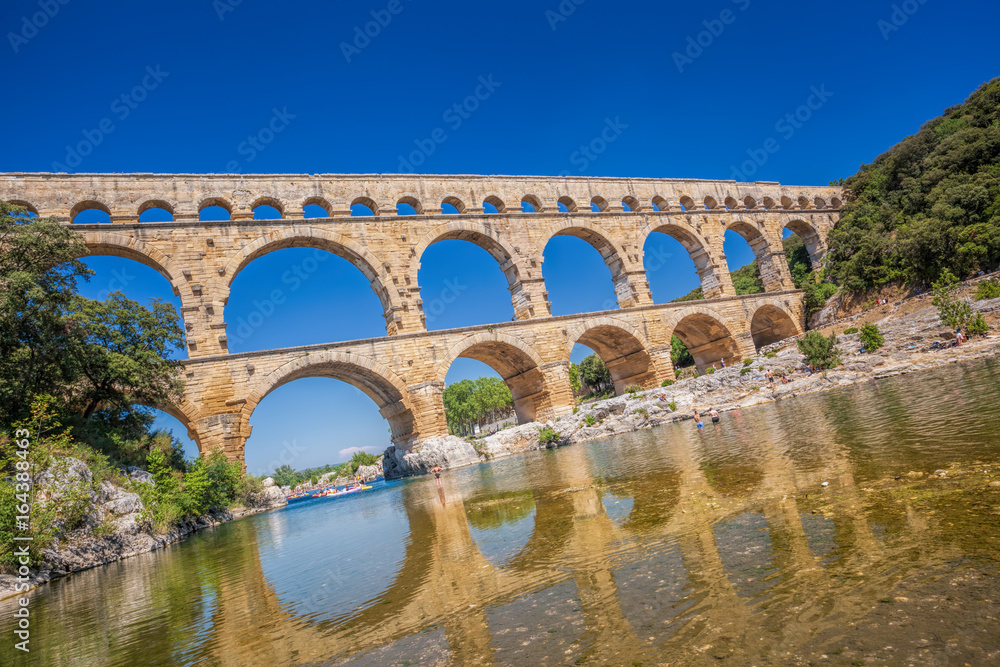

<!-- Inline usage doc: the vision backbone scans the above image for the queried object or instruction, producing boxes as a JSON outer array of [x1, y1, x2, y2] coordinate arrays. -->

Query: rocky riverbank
[[384, 289, 1000, 479], [0, 459, 287, 600]]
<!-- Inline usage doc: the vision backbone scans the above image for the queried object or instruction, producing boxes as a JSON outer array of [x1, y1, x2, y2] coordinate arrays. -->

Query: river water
[[4, 358, 1000, 666]]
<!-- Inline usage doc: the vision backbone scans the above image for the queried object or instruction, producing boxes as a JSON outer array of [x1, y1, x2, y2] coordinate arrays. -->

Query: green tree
[[932, 269, 973, 328], [797, 331, 841, 369], [670, 335, 694, 368], [568, 363, 582, 393], [578, 354, 613, 394], [858, 323, 884, 352]]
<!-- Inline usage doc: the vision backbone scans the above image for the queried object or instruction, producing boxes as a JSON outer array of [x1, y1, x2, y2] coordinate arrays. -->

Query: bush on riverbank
[[859, 323, 884, 353], [797, 332, 841, 369]]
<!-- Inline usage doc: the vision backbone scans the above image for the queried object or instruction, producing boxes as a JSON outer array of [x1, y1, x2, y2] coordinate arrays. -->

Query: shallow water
[[4, 358, 1000, 666]]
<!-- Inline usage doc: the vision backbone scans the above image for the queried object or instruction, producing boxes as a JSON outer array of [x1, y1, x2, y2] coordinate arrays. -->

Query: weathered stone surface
[[383, 437, 483, 478]]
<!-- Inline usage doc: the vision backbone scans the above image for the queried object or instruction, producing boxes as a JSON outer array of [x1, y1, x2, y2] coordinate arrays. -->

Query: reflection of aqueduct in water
[[192, 419, 946, 666], [3, 173, 842, 461]]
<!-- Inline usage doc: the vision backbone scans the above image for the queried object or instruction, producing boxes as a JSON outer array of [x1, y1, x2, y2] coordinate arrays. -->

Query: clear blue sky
[[3, 0, 998, 473]]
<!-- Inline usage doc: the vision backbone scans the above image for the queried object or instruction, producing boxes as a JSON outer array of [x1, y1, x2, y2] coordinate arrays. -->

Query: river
[[4, 357, 1000, 665]]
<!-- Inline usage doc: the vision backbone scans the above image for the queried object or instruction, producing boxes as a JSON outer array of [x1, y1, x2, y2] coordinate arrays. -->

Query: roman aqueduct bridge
[[1, 173, 842, 462]]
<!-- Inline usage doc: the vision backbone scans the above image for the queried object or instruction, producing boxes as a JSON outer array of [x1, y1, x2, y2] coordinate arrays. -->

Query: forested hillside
[[826, 77, 1000, 291]]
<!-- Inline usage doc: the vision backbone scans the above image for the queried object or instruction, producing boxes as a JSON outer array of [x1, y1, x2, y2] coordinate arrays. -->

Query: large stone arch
[[69, 197, 113, 222], [566, 317, 659, 393], [134, 398, 205, 453], [76, 230, 182, 294], [436, 332, 550, 425], [137, 198, 177, 219], [242, 350, 417, 449], [415, 220, 531, 320], [662, 305, 747, 370], [222, 227, 398, 333], [780, 217, 826, 270], [543, 219, 641, 308], [725, 218, 791, 292], [196, 195, 234, 216], [749, 303, 801, 350], [640, 220, 729, 298]]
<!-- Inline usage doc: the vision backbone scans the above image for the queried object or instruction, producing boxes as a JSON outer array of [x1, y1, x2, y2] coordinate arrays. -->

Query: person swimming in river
[[693, 410, 704, 430], [709, 407, 720, 423], [431, 464, 443, 486]]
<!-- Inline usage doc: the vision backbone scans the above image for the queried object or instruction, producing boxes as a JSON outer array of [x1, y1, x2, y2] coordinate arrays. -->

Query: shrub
[[349, 450, 380, 473], [625, 384, 643, 395], [584, 414, 596, 427], [706, 367, 715, 375], [932, 269, 973, 328], [538, 428, 560, 446], [843, 327, 859, 335], [572, 406, 579, 414], [975, 279, 1000, 300], [742, 359, 753, 367], [633, 408, 648, 419], [668, 400, 677, 411], [797, 331, 841, 369], [758, 365, 765, 371], [740, 368, 752, 375], [967, 311, 990, 335], [674, 369, 682, 379], [765, 351, 777, 359], [661, 379, 674, 387], [858, 323, 884, 352]]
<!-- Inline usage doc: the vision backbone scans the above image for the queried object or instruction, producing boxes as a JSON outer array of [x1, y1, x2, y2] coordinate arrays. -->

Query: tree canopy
[[442, 376, 514, 435], [826, 76, 1000, 291]]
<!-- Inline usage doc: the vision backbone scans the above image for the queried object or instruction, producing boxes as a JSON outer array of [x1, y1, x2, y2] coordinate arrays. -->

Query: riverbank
[[0, 460, 287, 600], [384, 287, 1000, 478]]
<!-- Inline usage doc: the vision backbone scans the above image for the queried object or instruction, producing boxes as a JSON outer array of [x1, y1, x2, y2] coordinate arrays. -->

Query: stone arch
[[301, 196, 333, 216], [557, 195, 577, 212], [198, 196, 234, 219], [436, 332, 550, 425], [750, 303, 801, 350], [415, 220, 529, 319], [223, 228, 396, 332], [724, 196, 739, 210], [726, 219, 790, 291], [545, 220, 636, 307], [70, 198, 112, 223], [704, 196, 719, 210], [663, 306, 744, 370], [780, 196, 794, 209], [590, 195, 609, 212], [397, 194, 423, 215], [622, 195, 641, 212], [441, 194, 466, 214], [4, 199, 39, 216], [137, 198, 176, 219], [251, 196, 285, 217], [641, 221, 726, 299], [762, 197, 777, 210], [350, 195, 378, 216], [830, 196, 842, 209], [781, 218, 826, 269], [813, 196, 827, 210], [242, 350, 416, 447], [134, 398, 205, 453], [520, 194, 543, 213], [566, 318, 658, 393], [651, 195, 670, 212], [679, 195, 696, 211], [76, 230, 180, 290], [743, 195, 758, 210], [797, 196, 812, 210], [482, 194, 506, 213]]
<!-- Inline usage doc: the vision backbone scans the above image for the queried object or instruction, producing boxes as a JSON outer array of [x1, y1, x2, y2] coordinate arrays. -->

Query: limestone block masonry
[[1, 173, 841, 463]]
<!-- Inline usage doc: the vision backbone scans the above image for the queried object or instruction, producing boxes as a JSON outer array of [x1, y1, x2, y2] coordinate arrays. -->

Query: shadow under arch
[[750, 303, 801, 350], [415, 220, 528, 319], [664, 308, 742, 370], [725, 218, 786, 292], [566, 317, 658, 393], [436, 332, 549, 425], [781, 218, 826, 270], [222, 229, 396, 333], [241, 350, 417, 448]]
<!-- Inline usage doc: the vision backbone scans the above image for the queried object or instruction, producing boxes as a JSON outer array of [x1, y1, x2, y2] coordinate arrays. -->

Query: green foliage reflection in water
[[465, 490, 536, 531]]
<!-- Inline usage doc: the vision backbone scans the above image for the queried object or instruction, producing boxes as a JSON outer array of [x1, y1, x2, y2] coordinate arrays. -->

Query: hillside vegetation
[[826, 77, 1000, 291]]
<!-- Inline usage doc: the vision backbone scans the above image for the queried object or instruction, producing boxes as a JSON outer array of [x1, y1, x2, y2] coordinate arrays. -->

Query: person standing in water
[[431, 464, 443, 487], [709, 407, 720, 424], [693, 410, 704, 430]]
